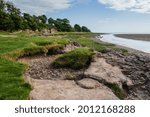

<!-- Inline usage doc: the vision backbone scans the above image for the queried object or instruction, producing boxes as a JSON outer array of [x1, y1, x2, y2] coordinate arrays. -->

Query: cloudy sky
[[6, 0, 150, 33]]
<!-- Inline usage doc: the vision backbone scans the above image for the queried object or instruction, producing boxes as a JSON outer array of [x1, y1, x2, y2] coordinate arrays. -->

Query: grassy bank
[[0, 58, 31, 99], [0, 31, 126, 99], [0, 32, 69, 99]]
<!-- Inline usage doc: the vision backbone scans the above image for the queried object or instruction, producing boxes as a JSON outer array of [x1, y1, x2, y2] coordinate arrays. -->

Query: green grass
[[52, 48, 94, 69], [0, 31, 69, 100], [66, 35, 128, 53], [0, 33, 70, 60], [0, 58, 31, 100], [0, 31, 128, 99], [66, 35, 115, 52], [107, 83, 127, 100]]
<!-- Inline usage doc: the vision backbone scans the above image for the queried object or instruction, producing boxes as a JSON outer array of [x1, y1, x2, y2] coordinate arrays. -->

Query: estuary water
[[99, 34, 150, 53]]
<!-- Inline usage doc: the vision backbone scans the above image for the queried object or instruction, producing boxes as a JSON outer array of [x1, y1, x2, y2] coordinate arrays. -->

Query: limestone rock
[[30, 79, 118, 100], [76, 78, 101, 89], [84, 58, 127, 88]]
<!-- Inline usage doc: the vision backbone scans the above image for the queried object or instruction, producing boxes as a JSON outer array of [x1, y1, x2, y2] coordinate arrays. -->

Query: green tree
[[74, 24, 81, 32], [81, 26, 91, 32], [23, 13, 38, 31], [0, 0, 91, 32], [0, 0, 22, 31], [38, 15, 47, 24], [61, 18, 72, 32], [54, 18, 62, 31], [2, 14, 15, 31], [54, 18, 72, 32], [38, 15, 48, 30], [6, 1, 21, 15], [48, 17, 55, 30], [0, 0, 5, 12], [0, 0, 6, 30]]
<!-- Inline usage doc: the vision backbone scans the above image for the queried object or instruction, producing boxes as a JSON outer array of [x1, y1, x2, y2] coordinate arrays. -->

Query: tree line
[[0, 0, 91, 32]]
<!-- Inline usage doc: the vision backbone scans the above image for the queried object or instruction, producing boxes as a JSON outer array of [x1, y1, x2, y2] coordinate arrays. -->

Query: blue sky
[[8, 0, 150, 33]]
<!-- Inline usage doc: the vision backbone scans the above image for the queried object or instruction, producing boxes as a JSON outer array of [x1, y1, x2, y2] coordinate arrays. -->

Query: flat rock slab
[[84, 58, 127, 88], [76, 78, 102, 89], [30, 79, 118, 100]]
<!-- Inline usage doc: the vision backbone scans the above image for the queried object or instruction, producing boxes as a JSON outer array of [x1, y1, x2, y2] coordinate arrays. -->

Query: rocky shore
[[99, 49, 150, 99], [20, 40, 150, 100]]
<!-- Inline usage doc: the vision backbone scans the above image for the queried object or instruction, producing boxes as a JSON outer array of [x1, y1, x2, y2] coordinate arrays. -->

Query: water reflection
[[99, 34, 150, 53]]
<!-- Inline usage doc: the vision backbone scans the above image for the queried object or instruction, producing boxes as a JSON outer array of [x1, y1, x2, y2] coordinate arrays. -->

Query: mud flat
[[115, 34, 150, 41]]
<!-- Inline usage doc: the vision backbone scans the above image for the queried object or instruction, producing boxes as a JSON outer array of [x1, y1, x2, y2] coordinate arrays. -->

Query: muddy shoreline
[[115, 34, 150, 41]]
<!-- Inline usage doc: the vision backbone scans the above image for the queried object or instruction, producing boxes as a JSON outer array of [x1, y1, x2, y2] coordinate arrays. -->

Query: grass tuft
[[52, 48, 94, 69], [107, 83, 127, 100]]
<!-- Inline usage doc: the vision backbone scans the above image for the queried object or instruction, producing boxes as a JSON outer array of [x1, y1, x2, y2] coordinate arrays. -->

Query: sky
[[6, 0, 150, 33]]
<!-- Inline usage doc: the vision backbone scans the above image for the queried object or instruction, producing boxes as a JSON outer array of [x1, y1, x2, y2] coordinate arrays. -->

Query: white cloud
[[5, 0, 73, 15], [98, 0, 150, 13], [6, 0, 92, 15]]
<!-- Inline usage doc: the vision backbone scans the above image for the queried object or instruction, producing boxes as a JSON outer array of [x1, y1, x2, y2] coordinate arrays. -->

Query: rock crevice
[[20, 54, 124, 100]]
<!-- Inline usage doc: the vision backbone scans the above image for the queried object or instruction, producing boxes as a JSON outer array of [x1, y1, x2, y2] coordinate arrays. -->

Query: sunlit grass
[[0, 31, 127, 99]]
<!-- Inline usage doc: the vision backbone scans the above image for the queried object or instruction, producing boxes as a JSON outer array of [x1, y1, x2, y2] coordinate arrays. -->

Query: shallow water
[[99, 34, 150, 53]]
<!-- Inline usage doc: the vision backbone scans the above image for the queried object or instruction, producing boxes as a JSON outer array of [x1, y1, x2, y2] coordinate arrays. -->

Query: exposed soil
[[20, 55, 84, 80]]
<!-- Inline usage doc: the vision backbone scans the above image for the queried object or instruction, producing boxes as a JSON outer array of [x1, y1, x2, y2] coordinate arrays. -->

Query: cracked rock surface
[[29, 79, 118, 100], [84, 58, 128, 89], [19, 47, 150, 100], [20, 55, 119, 100], [98, 49, 150, 99]]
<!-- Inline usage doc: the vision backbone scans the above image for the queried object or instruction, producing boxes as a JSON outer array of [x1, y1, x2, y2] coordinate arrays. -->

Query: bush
[[52, 48, 94, 69]]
